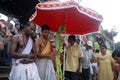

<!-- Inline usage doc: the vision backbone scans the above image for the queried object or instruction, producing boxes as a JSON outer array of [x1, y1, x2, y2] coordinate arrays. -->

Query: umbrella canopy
[[30, 1, 103, 34]]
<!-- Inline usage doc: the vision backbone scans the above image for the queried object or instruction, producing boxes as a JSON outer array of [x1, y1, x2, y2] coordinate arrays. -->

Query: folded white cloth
[[9, 62, 41, 80], [22, 37, 33, 54], [45, 59, 56, 80], [9, 37, 41, 80], [36, 59, 56, 80]]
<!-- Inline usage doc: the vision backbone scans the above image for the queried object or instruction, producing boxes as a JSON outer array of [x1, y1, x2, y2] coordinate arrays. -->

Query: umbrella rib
[[65, 9, 69, 31]]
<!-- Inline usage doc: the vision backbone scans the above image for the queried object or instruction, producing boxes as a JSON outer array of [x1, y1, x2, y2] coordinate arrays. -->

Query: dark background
[[0, 0, 39, 24]]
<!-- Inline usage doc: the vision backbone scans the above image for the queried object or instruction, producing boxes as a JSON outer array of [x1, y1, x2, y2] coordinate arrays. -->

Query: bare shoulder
[[35, 38, 42, 44], [12, 35, 19, 42], [12, 34, 21, 40]]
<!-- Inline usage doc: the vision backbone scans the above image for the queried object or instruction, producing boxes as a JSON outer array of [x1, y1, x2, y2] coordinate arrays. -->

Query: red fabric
[[30, 1, 103, 34], [0, 21, 5, 29], [82, 35, 87, 43]]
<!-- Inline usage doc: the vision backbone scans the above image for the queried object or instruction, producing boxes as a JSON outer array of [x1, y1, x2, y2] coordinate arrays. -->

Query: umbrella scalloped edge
[[30, 1, 103, 21]]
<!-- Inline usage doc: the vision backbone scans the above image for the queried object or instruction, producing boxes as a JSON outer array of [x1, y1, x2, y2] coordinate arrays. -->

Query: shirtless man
[[9, 22, 40, 80], [35, 25, 56, 80]]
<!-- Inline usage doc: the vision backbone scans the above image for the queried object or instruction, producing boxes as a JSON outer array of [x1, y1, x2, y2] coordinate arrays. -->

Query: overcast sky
[[60, 0, 120, 43]]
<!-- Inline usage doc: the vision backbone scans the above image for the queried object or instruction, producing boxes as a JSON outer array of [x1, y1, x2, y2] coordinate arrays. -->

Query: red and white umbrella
[[30, 1, 103, 78], [30, 1, 103, 34]]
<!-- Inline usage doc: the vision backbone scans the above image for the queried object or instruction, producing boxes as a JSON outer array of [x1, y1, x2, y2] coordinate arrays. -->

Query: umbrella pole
[[63, 9, 68, 79], [63, 46, 66, 79], [63, 34, 67, 80]]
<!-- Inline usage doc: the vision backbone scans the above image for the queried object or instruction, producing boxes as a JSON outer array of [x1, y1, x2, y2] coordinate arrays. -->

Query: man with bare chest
[[35, 25, 56, 80], [9, 22, 41, 80]]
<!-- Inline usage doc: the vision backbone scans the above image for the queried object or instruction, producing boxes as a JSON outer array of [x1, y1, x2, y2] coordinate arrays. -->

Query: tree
[[104, 30, 117, 40], [115, 42, 120, 49]]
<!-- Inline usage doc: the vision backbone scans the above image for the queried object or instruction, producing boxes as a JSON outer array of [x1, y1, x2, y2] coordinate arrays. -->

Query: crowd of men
[[0, 16, 120, 80]]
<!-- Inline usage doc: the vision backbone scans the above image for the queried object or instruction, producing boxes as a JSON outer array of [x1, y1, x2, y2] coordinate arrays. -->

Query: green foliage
[[58, 25, 66, 33], [54, 26, 66, 80]]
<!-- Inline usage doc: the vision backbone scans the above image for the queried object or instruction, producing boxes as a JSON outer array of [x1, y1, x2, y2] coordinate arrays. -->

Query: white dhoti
[[9, 37, 41, 80], [9, 62, 41, 80], [36, 59, 56, 80]]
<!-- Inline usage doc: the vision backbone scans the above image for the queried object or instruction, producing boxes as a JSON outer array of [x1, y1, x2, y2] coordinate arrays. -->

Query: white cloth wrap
[[9, 37, 41, 80], [36, 58, 56, 80], [9, 62, 40, 80]]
